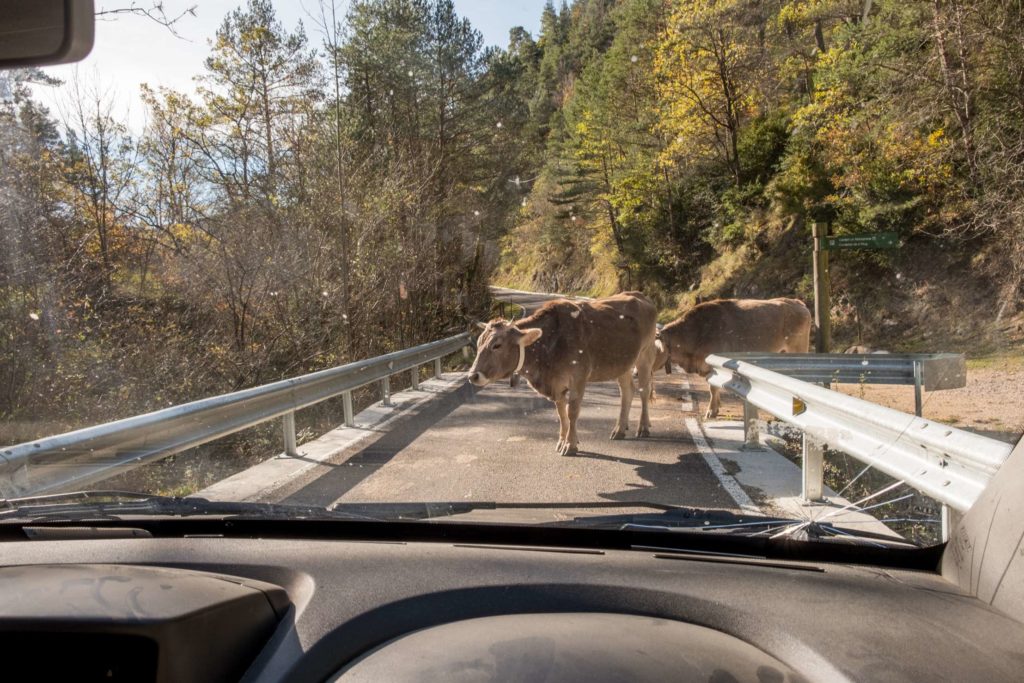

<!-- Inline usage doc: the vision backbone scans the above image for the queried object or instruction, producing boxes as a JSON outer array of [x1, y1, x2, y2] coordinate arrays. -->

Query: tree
[[340, 0, 497, 335], [61, 76, 139, 289], [198, 0, 320, 207], [309, 0, 354, 342], [657, 0, 768, 187], [0, 71, 66, 417]]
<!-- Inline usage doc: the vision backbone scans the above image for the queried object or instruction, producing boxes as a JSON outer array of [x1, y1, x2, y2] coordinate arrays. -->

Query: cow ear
[[475, 321, 488, 331], [519, 328, 543, 346]]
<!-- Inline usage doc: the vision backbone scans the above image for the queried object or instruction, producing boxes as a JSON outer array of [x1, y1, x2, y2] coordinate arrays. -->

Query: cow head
[[468, 320, 543, 387], [659, 327, 710, 375], [665, 340, 710, 375]]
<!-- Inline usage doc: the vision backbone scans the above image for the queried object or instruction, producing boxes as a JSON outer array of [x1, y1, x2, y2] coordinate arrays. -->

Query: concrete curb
[[196, 373, 467, 502]]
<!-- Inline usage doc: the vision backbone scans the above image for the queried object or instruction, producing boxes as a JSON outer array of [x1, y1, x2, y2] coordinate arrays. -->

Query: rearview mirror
[[1, 0, 95, 69]]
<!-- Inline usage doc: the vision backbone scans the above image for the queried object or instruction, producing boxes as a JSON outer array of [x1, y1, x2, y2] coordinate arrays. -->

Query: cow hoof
[[556, 439, 565, 454], [637, 426, 651, 438], [561, 444, 578, 457], [610, 428, 626, 440], [703, 410, 719, 420]]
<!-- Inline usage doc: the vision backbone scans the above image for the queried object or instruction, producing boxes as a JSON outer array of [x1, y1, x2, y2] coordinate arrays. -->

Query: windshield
[[1, 0, 1022, 552]]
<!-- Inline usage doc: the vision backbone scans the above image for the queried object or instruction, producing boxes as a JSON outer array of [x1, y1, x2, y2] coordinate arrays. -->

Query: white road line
[[677, 371, 694, 412], [684, 416, 760, 514]]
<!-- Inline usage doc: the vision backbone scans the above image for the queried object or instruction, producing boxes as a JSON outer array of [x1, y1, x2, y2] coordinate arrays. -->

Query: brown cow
[[468, 292, 659, 456], [659, 298, 811, 419]]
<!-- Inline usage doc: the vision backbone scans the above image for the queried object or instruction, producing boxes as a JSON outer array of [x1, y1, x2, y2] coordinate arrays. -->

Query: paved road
[[269, 371, 740, 513], [225, 284, 902, 533]]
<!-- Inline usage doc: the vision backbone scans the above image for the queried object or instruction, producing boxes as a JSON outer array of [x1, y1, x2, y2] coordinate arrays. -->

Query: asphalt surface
[[270, 370, 738, 514], [262, 286, 749, 518]]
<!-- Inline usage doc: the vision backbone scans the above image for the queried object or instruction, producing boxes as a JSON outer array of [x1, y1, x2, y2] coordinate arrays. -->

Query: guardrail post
[[941, 504, 952, 543], [342, 391, 354, 428], [741, 400, 761, 450], [433, 357, 443, 378], [282, 411, 298, 457], [802, 435, 825, 502], [410, 366, 419, 391], [381, 376, 392, 406]]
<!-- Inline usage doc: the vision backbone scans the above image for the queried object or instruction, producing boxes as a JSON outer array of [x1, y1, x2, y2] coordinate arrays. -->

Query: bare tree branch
[[95, 2, 197, 40]]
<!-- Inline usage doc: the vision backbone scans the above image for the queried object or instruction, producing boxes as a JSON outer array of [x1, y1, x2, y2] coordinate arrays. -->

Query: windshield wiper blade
[[2, 490, 178, 509], [0, 490, 364, 523], [550, 507, 792, 531], [552, 508, 922, 547], [0, 493, 734, 524], [0, 492, 525, 523], [0, 490, 190, 518], [324, 500, 699, 521], [685, 516, 921, 548]]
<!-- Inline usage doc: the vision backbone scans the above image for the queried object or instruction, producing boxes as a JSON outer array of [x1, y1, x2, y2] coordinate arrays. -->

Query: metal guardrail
[[488, 287, 670, 332], [725, 352, 966, 416], [489, 286, 593, 319], [489, 285, 593, 303], [707, 354, 1013, 514], [0, 333, 474, 498]]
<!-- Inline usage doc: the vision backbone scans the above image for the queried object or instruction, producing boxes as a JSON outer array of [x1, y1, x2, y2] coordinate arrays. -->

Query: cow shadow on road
[[571, 447, 736, 510], [279, 382, 480, 506]]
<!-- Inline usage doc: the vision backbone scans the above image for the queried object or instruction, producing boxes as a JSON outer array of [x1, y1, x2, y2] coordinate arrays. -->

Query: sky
[[31, 0, 548, 131]]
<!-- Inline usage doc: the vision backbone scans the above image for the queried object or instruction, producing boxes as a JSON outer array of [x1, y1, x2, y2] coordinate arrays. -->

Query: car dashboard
[[1, 524, 1021, 683]]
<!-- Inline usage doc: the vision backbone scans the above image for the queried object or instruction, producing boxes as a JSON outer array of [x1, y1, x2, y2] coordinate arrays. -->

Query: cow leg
[[555, 399, 569, 454], [636, 362, 653, 438], [611, 372, 633, 440], [564, 392, 583, 456], [705, 384, 721, 420]]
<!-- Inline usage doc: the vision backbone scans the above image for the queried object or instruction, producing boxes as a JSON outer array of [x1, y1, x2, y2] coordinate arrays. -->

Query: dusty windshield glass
[[1, 0, 1021, 549]]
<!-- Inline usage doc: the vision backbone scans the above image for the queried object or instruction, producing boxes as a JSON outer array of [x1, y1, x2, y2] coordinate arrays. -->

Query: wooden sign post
[[812, 225, 900, 354], [812, 222, 832, 353]]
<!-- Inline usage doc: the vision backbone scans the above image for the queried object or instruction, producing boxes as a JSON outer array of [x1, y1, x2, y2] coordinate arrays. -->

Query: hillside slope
[[491, 0, 1024, 352]]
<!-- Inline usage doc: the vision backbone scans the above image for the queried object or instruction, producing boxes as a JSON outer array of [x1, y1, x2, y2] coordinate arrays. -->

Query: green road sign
[[823, 231, 899, 251]]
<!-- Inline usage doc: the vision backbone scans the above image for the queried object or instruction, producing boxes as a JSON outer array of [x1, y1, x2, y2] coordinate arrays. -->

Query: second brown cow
[[468, 291, 659, 456], [658, 298, 812, 419]]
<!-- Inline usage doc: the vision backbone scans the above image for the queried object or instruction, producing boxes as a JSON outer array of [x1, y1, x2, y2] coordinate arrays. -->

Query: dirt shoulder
[[834, 363, 1023, 445]]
